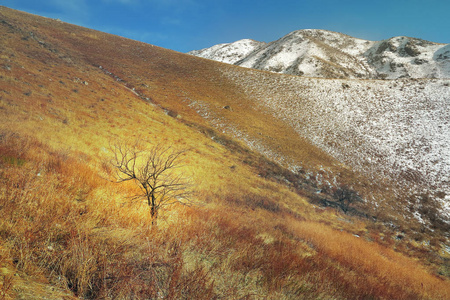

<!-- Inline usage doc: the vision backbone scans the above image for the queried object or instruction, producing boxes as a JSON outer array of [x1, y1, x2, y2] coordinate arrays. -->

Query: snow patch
[[221, 68, 450, 218], [190, 29, 450, 79]]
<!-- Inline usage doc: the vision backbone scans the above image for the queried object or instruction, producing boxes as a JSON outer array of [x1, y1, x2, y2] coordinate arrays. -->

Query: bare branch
[[110, 139, 193, 224]]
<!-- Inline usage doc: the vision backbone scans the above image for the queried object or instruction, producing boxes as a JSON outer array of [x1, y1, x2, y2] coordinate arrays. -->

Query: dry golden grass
[[1, 129, 449, 299], [1, 6, 449, 299], [285, 219, 450, 299]]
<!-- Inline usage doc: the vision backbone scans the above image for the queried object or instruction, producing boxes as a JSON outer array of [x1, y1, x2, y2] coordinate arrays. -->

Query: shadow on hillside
[[185, 121, 370, 219]]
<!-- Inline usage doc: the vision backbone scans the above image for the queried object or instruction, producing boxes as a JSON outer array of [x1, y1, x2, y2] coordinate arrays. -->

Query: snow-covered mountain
[[187, 39, 266, 64], [218, 68, 450, 221], [364, 36, 450, 79], [188, 29, 450, 79]]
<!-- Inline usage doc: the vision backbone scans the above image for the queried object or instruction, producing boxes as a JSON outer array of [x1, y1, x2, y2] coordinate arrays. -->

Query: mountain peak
[[189, 30, 450, 79], [187, 39, 266, 64]]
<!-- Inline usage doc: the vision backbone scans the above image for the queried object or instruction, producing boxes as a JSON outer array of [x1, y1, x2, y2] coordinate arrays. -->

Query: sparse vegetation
[[0, 6, 449, 300], [331, 184, 363, 213]]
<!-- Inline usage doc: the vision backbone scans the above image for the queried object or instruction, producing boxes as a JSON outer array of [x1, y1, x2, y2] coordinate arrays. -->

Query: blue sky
[[2, 0, 449, 53]]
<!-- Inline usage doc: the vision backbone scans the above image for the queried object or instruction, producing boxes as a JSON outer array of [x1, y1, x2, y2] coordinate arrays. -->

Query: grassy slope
[[1, 6, 449, 299]]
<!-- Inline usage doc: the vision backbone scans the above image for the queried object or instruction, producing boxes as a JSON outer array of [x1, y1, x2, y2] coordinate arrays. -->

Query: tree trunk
[[150, 192, 157, 225]]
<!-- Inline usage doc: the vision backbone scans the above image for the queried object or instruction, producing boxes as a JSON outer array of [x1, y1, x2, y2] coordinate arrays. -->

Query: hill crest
[[1, 6, 449, 299], [189, 29, 450, 79]]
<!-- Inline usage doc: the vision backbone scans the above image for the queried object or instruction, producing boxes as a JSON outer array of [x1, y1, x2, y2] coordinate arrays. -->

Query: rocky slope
[[189, 30, 450, 224], [1, 7, 450, 298], [189, 29, 450, 79], [188, 39, 266, 64], [220, 67, 450, 222]]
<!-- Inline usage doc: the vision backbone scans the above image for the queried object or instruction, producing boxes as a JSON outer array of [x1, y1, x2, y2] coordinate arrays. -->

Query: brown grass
[[1, 130, 449, 299], [0, 6, 449, 299]]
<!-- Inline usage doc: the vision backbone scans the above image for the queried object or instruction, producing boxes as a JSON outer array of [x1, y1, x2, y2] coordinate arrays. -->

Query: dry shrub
[[0, 131, 217, 299], [182, 209, 316, 298], [0, 274, 14, 300], [1, 129, 448, 299], [0, 243, 15, 300], [286, 219, 450, 299], [165, 243, 216, 300], [237, 240, 305, 291], [0, 130, 31, 165], [58, 233, 104, 298]]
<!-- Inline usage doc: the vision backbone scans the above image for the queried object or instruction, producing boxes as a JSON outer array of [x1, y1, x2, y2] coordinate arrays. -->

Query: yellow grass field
[[1, 6, 449, 299]]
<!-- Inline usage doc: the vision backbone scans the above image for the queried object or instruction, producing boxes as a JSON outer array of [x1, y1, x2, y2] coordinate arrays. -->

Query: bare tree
[[332, 184, 362, 213], [110, 140, 192, 223]]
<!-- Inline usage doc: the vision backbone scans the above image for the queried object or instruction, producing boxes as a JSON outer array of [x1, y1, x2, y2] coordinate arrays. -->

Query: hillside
[[189, 29, 450, 79], [188, 39, 266, 64], [221, 68, 450, 221], [1, 6, 449, 299]]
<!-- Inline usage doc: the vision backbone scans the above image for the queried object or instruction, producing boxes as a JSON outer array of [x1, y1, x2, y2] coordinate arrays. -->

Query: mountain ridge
[[1, 6, 450, 299], [189, 29, 450, 79]]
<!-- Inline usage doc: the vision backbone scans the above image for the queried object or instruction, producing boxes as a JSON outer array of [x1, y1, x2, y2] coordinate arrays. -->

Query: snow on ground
[[237, 30, 375, 78], [189, 29, 450, 80], [187, 39, 265, 64], [220, 68, 450, 218], [364, 37, 450, 79], [239, 33, 311, 72]]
